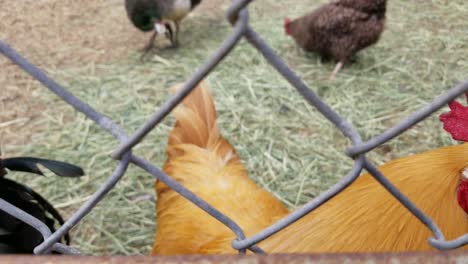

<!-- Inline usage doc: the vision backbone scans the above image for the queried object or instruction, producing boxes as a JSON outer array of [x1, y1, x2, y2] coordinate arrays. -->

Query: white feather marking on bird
[[154, 23, 166, 34], [462, 168, 468, 180]]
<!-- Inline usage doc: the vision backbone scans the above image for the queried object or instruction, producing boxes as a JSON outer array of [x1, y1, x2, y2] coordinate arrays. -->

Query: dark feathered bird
[[284, 0, 387, 80], [125, 0, 202, 52], [0, 156, 84, 254]]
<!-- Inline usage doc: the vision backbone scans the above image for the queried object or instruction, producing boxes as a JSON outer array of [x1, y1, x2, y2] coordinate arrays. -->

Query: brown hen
[[285, 0, 387, 80]]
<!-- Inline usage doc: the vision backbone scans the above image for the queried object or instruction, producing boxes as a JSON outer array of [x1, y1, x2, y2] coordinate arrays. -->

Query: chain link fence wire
[[1, 0, 468, 255]]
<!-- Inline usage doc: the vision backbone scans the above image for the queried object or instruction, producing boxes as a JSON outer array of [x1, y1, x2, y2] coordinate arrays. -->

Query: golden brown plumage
[[152, 82, 288, 255], [152, 82, 468, 254], [261, 144, 468, 252]]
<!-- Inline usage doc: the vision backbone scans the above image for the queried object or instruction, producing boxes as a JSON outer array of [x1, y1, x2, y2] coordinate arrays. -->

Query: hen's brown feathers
[[337, 0, 387, 17], [287, 0, 386, 62]]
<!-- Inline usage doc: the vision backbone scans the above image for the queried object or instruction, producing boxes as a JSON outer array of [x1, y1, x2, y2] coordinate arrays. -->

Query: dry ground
[[0, 0, 228, 149]]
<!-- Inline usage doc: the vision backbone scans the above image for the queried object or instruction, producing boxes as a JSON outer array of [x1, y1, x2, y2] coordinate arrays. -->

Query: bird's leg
[[140, 31, 158, 60], [330, 61, 344, 80], [164, 22, 174, 44], [168, 22, 180, 48], [322, 60, 345, 81], [142, 31, 158, 52]]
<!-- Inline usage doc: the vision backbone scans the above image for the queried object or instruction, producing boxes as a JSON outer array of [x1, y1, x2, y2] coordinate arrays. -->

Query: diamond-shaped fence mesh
[[1, 0, 468, 255]]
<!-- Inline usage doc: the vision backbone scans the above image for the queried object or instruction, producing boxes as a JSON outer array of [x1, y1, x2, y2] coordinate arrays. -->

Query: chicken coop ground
[[0, 0, 467, 255]]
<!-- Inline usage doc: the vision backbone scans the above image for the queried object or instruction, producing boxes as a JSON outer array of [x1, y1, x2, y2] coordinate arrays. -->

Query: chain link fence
[[1, 0, 468, 255]]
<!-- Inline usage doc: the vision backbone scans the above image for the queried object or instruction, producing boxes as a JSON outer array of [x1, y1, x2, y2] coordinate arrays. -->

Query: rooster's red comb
[[439, 92, 468, 141], [284, 18, 292, 35]]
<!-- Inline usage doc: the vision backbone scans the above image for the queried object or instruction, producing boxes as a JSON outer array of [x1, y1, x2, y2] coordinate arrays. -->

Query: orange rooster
[[152, 82, 289, 254], [152, 82, 468, 254]]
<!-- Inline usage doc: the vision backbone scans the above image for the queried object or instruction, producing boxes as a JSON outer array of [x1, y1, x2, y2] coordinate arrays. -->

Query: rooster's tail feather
[[167, 81, 235, 161]]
